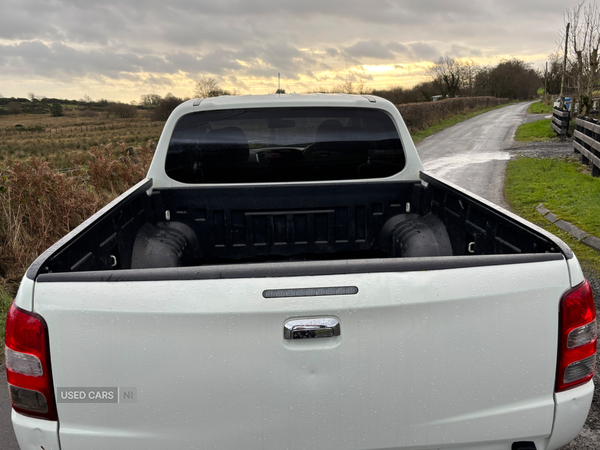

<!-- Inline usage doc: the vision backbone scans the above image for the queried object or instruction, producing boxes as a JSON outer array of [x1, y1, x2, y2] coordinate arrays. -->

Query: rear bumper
[[12, 409, 60, 450], [10, 381, 594, 450], [547, 380, 595, 450]]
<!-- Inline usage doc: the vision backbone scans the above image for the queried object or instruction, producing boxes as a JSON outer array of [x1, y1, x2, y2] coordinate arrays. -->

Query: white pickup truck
[[5, 94, 597, 450]]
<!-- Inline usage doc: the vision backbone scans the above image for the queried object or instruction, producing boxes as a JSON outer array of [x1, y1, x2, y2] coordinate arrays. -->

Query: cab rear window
[[165, 107, 405, 183]]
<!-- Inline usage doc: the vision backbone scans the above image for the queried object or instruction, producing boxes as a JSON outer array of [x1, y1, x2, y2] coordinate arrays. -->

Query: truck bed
[[26, 173, 568, 281]]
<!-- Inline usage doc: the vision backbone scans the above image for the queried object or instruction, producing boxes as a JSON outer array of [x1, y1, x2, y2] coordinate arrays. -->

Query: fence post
[[573, 116, 600, 177], [551, 107, 570, 139]]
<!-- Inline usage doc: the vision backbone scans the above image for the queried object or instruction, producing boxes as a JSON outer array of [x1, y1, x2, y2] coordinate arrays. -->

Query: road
[[0, 365, 18, 449], [416, 101, 536, 208]]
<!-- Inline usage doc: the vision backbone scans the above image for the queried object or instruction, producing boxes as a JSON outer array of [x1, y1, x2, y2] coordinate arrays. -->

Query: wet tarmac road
[[416, 101, 536, 209]]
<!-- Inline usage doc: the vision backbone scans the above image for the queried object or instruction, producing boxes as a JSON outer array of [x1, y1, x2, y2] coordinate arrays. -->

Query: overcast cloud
[[0, 0, 579, 101]]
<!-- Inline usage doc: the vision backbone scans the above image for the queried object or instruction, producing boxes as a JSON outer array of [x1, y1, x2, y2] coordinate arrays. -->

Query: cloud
[[344, 41, 396, 60], [0, 0, 571, 99]]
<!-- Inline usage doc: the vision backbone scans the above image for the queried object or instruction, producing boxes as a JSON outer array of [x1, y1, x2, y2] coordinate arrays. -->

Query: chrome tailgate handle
[[284, 318, 340, 339]]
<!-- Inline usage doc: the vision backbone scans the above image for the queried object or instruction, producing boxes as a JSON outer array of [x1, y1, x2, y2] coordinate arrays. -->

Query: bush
[[107, 103, 138, 118], [85, 141, 155, 193], [12, 125, 45, 132], [6, 102, 22, 115], [151, 94, 183, 121], [50, 103, 64, 117], [79, 110, 99, 117], [0, 158, 101, 282], [0, 141, 156, 286]]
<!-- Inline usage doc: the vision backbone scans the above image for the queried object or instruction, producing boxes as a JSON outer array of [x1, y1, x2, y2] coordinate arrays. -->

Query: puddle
[[423, 151, 510, 179]]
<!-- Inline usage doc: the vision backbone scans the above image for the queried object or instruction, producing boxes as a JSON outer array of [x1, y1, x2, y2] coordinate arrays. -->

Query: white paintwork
[[547, 381, 595, 449], [13, 275, 34, 311], [565, 253, 585, 287], [12, 410, 61, 450], [146, 94, 424, 189], [34, 259, 571, 450], [11, 94, 593, 449]]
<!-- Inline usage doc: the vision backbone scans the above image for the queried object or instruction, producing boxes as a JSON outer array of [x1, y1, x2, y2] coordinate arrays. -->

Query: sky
[[0, 0, 579, 103]]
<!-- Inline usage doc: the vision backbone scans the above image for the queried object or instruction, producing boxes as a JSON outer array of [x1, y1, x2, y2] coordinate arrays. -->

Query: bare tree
[[331, 73, 370, 94], [140, 94, 162, 106], [461, 59, 481, 95], [545, 52, 566, 95], [564, 2, 600, 116], [194, 77, 230, 98], [428, 57, 464, 98], [475, 59, 541, 100]]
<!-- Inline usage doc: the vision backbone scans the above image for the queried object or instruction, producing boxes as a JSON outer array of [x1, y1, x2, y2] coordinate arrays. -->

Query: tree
[[50, 103, 64, 117], [564, 2, 600, 116], [545, 53, 565, 95], [330, 73, 370, 95], [140, 94, 163, 106], [461, 59, 481, 96], [275, 89, 286, 94], [151, 93, 183, 121], [371, 81, 438, 104], [80, 94, 92, 103], [428, 56, 463, 98], [476, 59, 541, 100], [194, 77, 230, 98]]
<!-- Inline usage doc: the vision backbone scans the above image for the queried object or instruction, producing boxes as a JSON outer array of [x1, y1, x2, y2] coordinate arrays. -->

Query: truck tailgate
[[34, 258, 568, 450]]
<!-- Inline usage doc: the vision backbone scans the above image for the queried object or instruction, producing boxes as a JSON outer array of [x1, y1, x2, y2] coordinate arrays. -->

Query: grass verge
[[411, 102, 518, 144], [527, 101, 553, 114], [505, 157, 600, 274], [514, 119, 556, 142]]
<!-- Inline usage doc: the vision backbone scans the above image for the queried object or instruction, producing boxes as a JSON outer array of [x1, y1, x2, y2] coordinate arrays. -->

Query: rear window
[[165, 107, 405, 183]]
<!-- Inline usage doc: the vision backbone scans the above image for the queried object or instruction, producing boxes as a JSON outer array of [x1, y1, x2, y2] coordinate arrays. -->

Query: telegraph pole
[[560, 23, 570, 110], [544, 61, 548, 102]]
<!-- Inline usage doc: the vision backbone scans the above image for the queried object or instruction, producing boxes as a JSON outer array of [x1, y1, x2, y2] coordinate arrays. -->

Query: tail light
[[556, 280, 597, 392], [5, 302, 57, 420]]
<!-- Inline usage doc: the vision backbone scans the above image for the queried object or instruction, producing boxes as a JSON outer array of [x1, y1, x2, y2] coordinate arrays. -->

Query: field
[[0, 111, 164, 167]]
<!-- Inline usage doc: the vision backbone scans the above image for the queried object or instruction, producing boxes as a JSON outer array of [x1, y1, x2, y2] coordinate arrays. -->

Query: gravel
[[507, 139, 576, 159]]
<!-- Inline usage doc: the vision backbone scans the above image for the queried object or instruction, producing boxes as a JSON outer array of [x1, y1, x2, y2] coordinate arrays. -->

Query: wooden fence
[[573, 117, 600, 177], [551, 108, 570, 137]]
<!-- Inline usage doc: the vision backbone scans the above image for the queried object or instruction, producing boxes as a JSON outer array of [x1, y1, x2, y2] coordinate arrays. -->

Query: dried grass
[[0, 141, 155, 288]]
